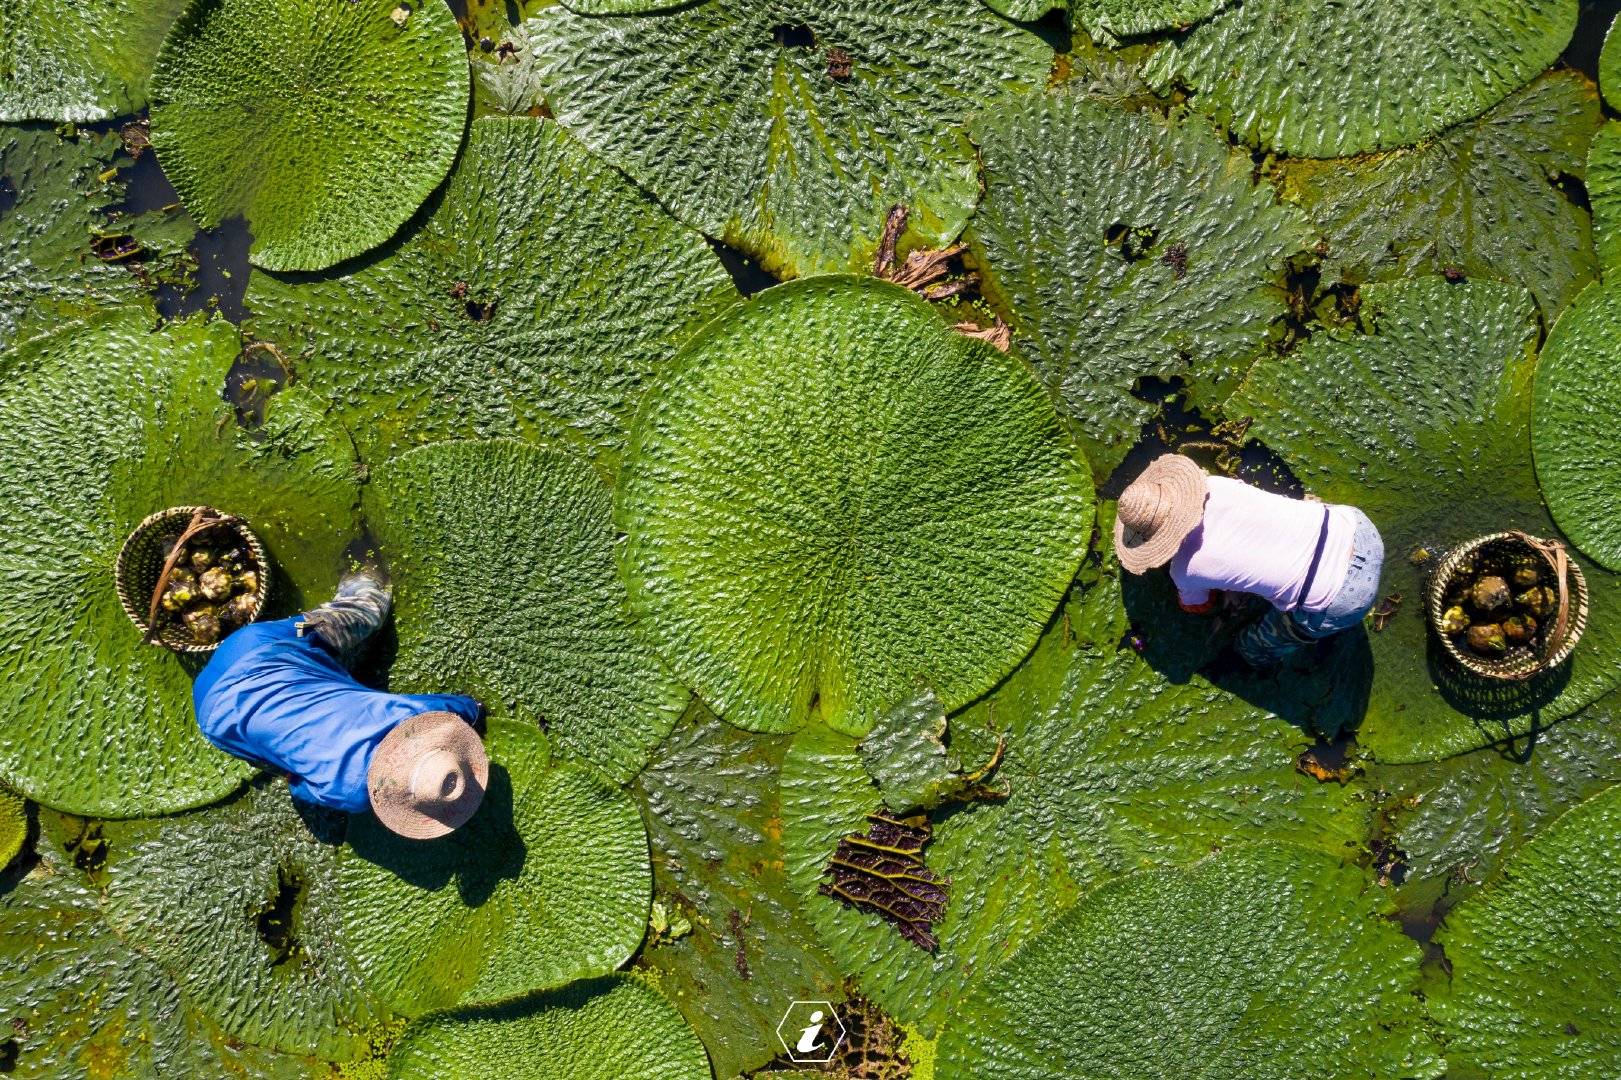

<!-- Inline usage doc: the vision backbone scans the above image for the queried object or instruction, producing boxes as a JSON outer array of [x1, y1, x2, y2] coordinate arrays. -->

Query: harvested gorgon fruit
[[1441, 555, 1556, 659], [158, 537, 261, 646]]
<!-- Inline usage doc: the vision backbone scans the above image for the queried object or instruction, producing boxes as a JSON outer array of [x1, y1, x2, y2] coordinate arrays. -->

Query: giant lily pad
[[779, 575, 1367, 1031], [1281, 71, 1601, 323], [934, 843, 1442, 1079], [100, 781, 382, 1058], [0, 786, 24, 871], [527, 0, 1051, 276], [1229, 277, 1621, 763], [0, 0, 186, 121], [979, 0, 1232, 40], [149, 0, 468, 271], [1429, 783, 1621, 1076], [966, 91, 1312, 476], [1372, 693, 1621, 920], [0, 126, 190, 349], [0, 840, 329, 1079], [0, 305, 360, 816], [617, 276, 1094, 736], [1143, 0, 1578, 158], [246, 117, 733, 469], [634, 704, 845, 1079], [1586, 122, 1621, 276], [1533, 278, 1621, 571], [385, 976, 710, 1080], [335, 720, 650, 1017], [368, 440, 688, 784]]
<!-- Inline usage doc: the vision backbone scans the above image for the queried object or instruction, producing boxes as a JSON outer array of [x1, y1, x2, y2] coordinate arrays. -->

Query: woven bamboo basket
[[115, 506, 270, 654], [1426, 530, 1587, 681]]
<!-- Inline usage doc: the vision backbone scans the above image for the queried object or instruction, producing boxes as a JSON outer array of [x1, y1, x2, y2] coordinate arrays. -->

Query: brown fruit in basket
[[1502, 614, 1537, 646], [235, 569, 260, 596], [183, 606, 223, 645], [1469, 576, 1511, 613], [1517, 586, 1557, 618], [160, 583, 195, 613], [198, 566, 234, 602], [220, 592, 258, 625], [189, 546, 215, 572], [1439, 605, 1471, 634], [1466, 623, 1508, 656], [1512, 565, 1542, 589]]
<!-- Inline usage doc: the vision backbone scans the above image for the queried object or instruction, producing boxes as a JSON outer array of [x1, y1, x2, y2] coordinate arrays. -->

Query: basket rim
[[114, 505, 271, 654], [1425, 530, 1589, 680]]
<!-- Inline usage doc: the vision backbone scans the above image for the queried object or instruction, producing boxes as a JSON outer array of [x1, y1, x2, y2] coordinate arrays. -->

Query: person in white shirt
[[1114, 454, 1385, 669]]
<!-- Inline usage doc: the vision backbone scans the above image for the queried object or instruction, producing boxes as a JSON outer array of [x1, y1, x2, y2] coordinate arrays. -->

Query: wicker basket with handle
[[114, 506, 270, 654], [1426, 530, 1587, 681]]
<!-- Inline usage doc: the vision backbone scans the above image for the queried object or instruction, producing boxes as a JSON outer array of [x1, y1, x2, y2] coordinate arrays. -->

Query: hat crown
[[1118, 482, 1167, 537], [409, 748, 465, 805]]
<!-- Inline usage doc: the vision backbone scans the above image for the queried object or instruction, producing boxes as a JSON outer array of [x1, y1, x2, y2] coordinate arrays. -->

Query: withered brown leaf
[[819, 812, 948, 951]]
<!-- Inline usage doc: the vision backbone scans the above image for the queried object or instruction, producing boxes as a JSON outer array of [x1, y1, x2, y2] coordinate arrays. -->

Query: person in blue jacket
[[193, 570, 488, 839]]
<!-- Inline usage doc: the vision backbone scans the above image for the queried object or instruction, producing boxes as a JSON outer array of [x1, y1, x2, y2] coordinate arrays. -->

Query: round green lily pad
[[0, 838, 331, 1078], [101, 781, 381, 1058], [386, 975, 710, 1080], [0, 0, 186, 121], [980, 0, 1232, 40], [0, 305, 360, 816], [617, 275, 1094, 736], [635, 704, 845, 1079], [1282, 71, 1601, 323], [1429, 784, 1621, 1076], [336, 720, 650, 1018], [1601, 11, 1621, 110], [0, 787, 26, 872], [1230, 276, 1621, 763], [966, 91, 1312, 477], [934, 844, 1441, 1079], [1371, 692, 1621, 920], [1586, 121, 1621, 276], [1144, 0, 1578, 158], [149, 0, 469, 271], [1534, 278, 1621, 571], [368, 439, 688, 785], [527, 0, 1050, 276], [246, 117, 734, 469], [780, 575, 1367, 1031]]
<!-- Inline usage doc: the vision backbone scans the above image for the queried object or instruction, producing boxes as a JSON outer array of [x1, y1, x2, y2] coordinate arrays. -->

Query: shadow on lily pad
[[1122, 569, 1373, 741], [344, 762, 523, 908], [1427, 642, 1572, 743]]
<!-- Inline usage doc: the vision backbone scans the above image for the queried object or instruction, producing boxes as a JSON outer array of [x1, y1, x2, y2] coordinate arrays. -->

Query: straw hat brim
[[368, 711, 489, 840], [1113, 454, 1210, 574]]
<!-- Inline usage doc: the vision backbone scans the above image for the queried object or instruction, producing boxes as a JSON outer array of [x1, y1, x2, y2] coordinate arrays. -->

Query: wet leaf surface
[[0, 0, 186, 122]]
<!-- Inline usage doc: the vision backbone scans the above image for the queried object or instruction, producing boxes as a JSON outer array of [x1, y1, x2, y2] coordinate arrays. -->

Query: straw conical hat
[[367, 711, 489, 839], [1112, 454, 1209, 574]]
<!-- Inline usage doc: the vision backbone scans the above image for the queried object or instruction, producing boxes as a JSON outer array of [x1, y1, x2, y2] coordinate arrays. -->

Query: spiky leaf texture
[[0, 306, 359, 816], [780, 575, 1367, 1031], [634, 705, 845, 1078], [1429, 784, 1621, 1076], [0, 839, 328, 1079], [246, 118, 734, 470], [1230, 277, 1621, 762], [1533, 277, 1621, 571], [979, 0, 1231, 40], [100, 782, 382, 1058], [967, 91, 1312, 476], [617, 276, 1094, 736], [0, 0, 186, 121], [1372, 694, 1621, 919], [934, 844, 1441, 1079], [527, 0, 1051, 276], [149, 0, 468, 270], [336, 721, 650, 1017], [368, 439, 688, 785], [1283, 71, 1601, 323], [384, 976, 710, 1080], [1144, 0, 1578, 158]]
